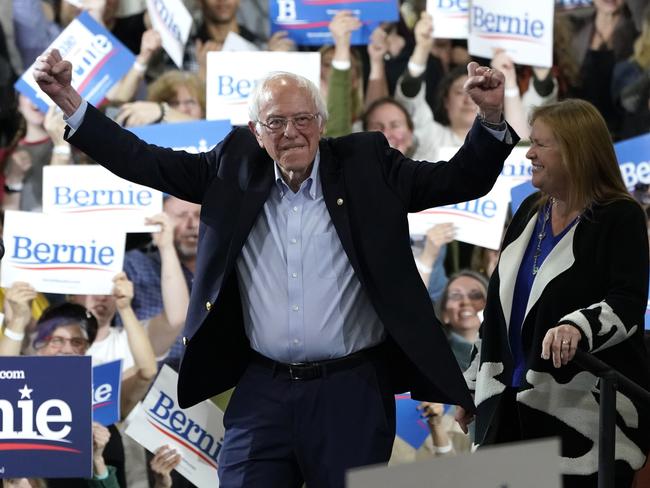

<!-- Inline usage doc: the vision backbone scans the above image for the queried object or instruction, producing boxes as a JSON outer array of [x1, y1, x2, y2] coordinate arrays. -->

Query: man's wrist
[[57, 87, 84, 118], [477, 111, 506, 130]]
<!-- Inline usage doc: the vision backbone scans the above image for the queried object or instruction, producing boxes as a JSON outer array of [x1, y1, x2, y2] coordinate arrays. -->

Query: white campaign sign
[[146, 0, 193, 68], [206, 51, 321, 126], [427, 0, 469, 39], [125, 365, 225, 488], [42, 165, 163, 233], [407, 146, 528, 250], [1, 211, 126, 295], [468, 0, 554, 68]]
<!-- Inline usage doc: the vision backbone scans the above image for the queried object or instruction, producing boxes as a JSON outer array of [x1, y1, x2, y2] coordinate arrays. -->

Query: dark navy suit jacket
[[68, 104, 517, 411]]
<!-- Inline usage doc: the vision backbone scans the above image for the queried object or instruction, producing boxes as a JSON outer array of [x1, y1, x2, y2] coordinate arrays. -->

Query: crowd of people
[[1, 0, 650, 486]]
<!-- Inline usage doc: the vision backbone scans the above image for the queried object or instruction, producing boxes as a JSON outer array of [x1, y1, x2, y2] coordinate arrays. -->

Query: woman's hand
[[541, 323, 582, 367], [454, 405, 474, 434]]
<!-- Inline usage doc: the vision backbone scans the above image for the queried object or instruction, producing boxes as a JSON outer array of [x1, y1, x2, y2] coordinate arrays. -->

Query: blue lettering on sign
[[71, 35, 113, 86], [437, 0, 469, 11], [53, 185, 152, 208], [443, 197, 497, 219], [501, 159, 532, 178], [153, 0, 182, 42], [217, 76, 254, 99], [11, 237, 115, 266], [148, 392, 221, 465], [472, 7, 545, 39]]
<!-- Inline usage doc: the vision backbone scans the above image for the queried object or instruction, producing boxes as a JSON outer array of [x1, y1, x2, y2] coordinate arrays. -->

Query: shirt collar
[[273, 150, 321, 200]]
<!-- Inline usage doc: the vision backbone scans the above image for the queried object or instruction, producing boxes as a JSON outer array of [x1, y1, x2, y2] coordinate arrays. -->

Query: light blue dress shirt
[[236, 153, 385, 363]]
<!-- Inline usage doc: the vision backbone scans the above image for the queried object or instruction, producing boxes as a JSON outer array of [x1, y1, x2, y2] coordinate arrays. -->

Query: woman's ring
[[561, 339, 569, 345]]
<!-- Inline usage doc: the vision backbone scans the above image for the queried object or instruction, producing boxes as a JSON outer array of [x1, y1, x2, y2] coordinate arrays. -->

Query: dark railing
[[572, 349, 650, 488]]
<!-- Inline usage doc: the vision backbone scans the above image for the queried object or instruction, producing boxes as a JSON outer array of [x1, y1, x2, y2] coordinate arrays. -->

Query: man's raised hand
[[33, 49, 82, 116]]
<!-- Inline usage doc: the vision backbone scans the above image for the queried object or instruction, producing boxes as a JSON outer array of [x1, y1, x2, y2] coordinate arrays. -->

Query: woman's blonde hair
[[529, 99, 633, 211], [147, 70, 206, 116]]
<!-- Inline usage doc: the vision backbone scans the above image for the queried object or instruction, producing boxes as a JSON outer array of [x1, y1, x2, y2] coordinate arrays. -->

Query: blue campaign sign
[[15, 11, 135, 113], [510, 180, 537, 215], [270, 0, 398, 46], [130, 119, 232, 153], [614, 133, 650, 192], [394, 393, 430, 449], [0, 356, 92, 478], [93, 360, 122, 427]]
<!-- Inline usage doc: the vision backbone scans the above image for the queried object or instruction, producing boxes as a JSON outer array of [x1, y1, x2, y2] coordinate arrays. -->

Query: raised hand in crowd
[[44, 106, 72, 165], [366, 25, 390, 104], [0, 282, 37, 356], [416, 223, 456, 283], [417, 402, 454, 455], [490, 49, 529, 138], [411, 11, 434, 69], [329, 10, 361, 63], [267, 31, 295, 52], [195, 38, 221, 81], [108, 272, 158, 416], [92, 422, 112, 479], [3, 149, 31, 210], [143, 212, 191, 356], [108, 28, 163, 104], [150, 445, 182, 488]]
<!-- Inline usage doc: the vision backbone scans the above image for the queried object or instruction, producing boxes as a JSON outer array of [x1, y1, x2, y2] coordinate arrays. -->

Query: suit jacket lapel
[[223, 150, 274, 275], [318, 141, 365, 287]]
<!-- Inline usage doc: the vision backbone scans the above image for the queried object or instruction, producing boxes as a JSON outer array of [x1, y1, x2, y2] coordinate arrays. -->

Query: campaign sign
[[42, 165, 163, 233], [125, 365, 225, 487], [206, 51, 320, 125], [1, 211, 126, 295], [0, 356, 92, 478], [468, 0, 554, 68], [510, 179, 537, 215], [146, 0, 193, 68], [15, 12, 134, 113], [427, 0, 469, 40], [270, 0, 397, 46], [92, 360, 122, 427], [129, 119, 232, 153], [395, 393, 430, 449], [408, 147, 513, 250], [614, 133, 650, 192]]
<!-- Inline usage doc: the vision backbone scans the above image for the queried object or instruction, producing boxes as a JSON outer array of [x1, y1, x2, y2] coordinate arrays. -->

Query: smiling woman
[[461, 99, 650, 487]]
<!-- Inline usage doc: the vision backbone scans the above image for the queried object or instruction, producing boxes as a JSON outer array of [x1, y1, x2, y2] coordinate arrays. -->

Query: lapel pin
[[336, 198, 344, 206]]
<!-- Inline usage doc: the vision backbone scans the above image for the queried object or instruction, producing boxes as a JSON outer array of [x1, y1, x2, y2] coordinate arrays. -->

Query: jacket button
[[205, 301, 212, 311], [182, 336, 189, 346]]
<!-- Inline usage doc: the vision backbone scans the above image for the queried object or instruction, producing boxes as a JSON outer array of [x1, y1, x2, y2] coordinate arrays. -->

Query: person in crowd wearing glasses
[[457, 99, 650, 487], [33, 47, 517, 488]]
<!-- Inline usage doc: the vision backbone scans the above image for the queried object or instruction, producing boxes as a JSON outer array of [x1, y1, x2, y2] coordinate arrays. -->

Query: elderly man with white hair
[[33, 49, 517, 488]]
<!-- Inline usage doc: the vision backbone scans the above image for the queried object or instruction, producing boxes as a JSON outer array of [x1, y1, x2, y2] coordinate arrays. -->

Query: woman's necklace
[[532, 199, 552, 276]]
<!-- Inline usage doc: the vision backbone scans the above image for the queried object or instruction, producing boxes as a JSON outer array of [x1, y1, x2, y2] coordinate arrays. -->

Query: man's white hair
[[248, 72, 329, 127]]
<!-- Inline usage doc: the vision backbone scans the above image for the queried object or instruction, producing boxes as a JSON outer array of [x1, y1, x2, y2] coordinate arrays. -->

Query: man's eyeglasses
[[447, 290, 486, 302], [258, 113, 320, 133], [43, 335, 89, 351]]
